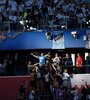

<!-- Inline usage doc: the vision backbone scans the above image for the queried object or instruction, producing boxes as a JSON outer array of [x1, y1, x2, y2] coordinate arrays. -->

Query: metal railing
[[0, 17, 89, 33]]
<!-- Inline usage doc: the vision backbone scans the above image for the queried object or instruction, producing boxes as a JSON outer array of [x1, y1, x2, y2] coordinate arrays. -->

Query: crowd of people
[[0, 51, 90, 99], [0, 51, 90, 76], [0, 0, 90, 32], [14, 51, 90, 100]]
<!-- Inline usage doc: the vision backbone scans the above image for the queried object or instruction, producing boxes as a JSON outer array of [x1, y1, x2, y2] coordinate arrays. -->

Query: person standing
[[76, 53, 83, 74], [62, 69, 71, 90], [85, 56, 90, 73], [52, 53, 60, 66], [30, 52, 50, 67]]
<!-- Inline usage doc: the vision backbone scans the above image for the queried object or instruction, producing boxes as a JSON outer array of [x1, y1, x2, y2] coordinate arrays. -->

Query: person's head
[[46, 59, 49, 64], [64, 69, 68, 73], [55, 53, 58, 57], [77, 53, 80, 57], [41, 53, 44, 56], [66, 53, 69, 58], [28, 61, 31, 65]]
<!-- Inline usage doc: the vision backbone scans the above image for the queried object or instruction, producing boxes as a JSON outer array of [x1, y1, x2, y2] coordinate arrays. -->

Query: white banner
[[52, 32, 65, 49], [71, 74, 90, 90]]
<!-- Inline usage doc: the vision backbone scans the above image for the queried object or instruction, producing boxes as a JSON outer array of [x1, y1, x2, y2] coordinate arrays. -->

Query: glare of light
[[89, 20, 90, 23], [25, 20, 28, 23], [71, 31, 77, 35], [30, 27, 33, 30], [61, 25, 65, 28], [26, 25, 29, 28], [29, 27, 36, 30], [33, 28, 37, 30], [73, 34, 76, 37], [86, 22, 89, 24], [19, 20, 24, 25], [27, 29, 30, 31]]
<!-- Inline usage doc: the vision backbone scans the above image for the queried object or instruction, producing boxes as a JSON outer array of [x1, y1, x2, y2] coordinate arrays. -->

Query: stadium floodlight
[[71, 31, 78, 39]]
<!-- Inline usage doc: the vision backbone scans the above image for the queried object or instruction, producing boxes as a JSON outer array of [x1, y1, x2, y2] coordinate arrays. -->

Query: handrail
[[0, 17, 89, 32]]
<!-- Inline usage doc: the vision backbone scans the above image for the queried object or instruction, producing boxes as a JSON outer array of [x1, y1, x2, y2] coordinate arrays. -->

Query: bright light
[[73, 34, 76, 37], [86, 22, 89, 24], [61, 25, 65, 28], [19, 20, 24, 25], [29, 20, 31, 23], [30, 27, 33, 30], [71, 31, 77, 35], [33, 28, 37, 30], [25, 20, 28, 23], [29, 27, 37, 30], [26, 25, 29, 28], [27, 29, 30, 31]]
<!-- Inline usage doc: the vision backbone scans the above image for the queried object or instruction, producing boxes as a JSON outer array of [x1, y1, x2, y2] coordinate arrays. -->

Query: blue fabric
[[37, 55, 46, 65], [0, 30, 86, 50]]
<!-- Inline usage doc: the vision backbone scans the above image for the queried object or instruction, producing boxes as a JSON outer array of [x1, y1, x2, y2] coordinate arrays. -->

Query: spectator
[[70, 87, 80, 100], [28, 87, 35, 100], [62, 69, 71, 90], [9, 12, 18, 31], [30, 52, 50, 67], [76, 53, 83, 73], [85, 56, 90, 73], [19, 81, 26, 100], [65, 54, 73, 66], [52, 53, 60, 66]]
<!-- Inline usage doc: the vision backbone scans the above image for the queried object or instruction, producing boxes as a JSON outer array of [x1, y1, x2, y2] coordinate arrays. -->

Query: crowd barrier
[[0, 75, 34, 100], [71, 74, 90, 92], [0, 18, 88, 33], [0, 74, 90, 100]]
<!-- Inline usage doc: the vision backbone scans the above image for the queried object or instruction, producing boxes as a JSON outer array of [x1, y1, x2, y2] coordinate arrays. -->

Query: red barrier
[[0, 75, 33, 100]]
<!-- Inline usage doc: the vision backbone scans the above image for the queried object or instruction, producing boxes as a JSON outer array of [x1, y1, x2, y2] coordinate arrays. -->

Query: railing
[[62, 65, 90, 74], [0, 17, 89, 33], [0, 65, 90, 76]]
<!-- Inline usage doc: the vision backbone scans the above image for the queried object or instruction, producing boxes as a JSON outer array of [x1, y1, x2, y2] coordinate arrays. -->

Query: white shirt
[[53, 57, 60, 64], [56, 0, 64, 7], [45, 72, 50, 82], [8, 1, 17, 11], [19, 4, 24, 12], [62, 72, 70, 80], [56, 13, 63, 19], [36, 71, 41, 79], [48, 7, 55, 15], [25, 0, 32, 7], [9, 15, 17, 22]]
